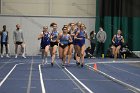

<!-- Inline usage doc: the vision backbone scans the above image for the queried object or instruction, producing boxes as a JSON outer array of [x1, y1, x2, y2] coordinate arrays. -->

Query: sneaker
[[1, 55, 3, 58], [51, 62, 53, 67], [81, 63, 84, 67], [91, 56, 96, 58], [44, 60, 47, 65], [62, 64, 65, 68], [44, 58, 47, 64], [113, 60, 115, 62], [41, 59, 45, 65], [6, 54, 10, 58], [76, 61, 80, 66], [15, 54, 18, 58], [22, 54, 26, 58]]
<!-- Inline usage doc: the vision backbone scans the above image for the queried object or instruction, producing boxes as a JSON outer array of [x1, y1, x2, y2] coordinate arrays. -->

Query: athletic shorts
[[68, 42, 73, 46], [40, 44, 49, 49], [59, 44, 68, 49], [50, 42, 58, 47], [1, 42, 8, 46], [113, 43, 121, 47], [16, 42, 23, 45], [77, 39, 85, 48]]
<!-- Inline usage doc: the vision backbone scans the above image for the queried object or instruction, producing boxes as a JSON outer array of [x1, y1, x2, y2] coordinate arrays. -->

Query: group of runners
[[38, 22, 89, 68], [0, 22, 124, 67]]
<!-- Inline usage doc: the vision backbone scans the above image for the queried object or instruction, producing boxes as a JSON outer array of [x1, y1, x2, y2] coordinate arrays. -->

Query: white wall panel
[[1, 0, 96, 17], [0, 15, 95, 56]]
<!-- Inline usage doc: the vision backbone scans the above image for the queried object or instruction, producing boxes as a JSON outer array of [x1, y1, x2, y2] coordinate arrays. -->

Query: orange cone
[[93, 63, 97, 70]]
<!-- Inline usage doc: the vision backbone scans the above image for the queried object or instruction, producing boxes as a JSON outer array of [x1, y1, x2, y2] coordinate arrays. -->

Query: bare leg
[[81, 44, 85, 66], [21, 43, 26, 58], [67, 44, 73, 64], [15, 44, 18, 58], [76, 45, 81, 65], [51, 45, 57, 64], [44, 45, 50, 64], [41, 49, 45, 65], [63, 46, 68, 65]]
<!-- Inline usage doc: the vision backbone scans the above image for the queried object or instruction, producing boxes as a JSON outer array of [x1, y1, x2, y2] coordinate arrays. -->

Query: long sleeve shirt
[[13, 29, 24, 42], [96, 30, 107, 43]]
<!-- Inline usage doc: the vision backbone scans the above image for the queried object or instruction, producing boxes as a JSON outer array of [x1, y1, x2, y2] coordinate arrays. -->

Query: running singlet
[[68, 29, 76, 44], [41, 32, 51, 47], [73, 28, 79, 45], [51, 31, 58, 42], [1, 31, 8, 43], [60, 34, 70, 45], [114, 35, 123, 46], [77, 30, 86, 47], [59, 34, 70, 49]]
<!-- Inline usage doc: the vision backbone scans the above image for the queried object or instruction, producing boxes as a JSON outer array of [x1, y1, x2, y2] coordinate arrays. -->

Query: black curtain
[[96, 0, 140, 51]]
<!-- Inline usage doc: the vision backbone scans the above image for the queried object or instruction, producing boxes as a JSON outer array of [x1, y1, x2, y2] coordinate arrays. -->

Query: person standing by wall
[[13, 24, 26, 58], [0, 25, 9, 58], [90, 30, 96, 57], [96, 27, 107, 57]]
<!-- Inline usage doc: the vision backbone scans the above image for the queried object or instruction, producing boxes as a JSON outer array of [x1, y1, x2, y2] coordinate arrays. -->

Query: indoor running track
[[0, 56, 140, 93]]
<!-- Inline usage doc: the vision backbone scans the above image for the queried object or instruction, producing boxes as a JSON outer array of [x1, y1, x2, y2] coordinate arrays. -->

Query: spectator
[[13, 24, 26, 58], [90, 30, 96, 56], [96, 27, 107, 57], [85, 47, 92, 58], [0, 25, 9, 58]]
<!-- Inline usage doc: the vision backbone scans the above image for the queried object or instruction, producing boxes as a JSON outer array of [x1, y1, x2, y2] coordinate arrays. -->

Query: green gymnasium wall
[[95, 0, 140, 52]]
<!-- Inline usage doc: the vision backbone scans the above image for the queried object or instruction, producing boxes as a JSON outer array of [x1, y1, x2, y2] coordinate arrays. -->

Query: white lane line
[[86, 60, 140, 64], [42, 78, 110, 81], [0, 63, 24, 87], [86, 64, 140, 93], [104, 64, 140, 77], [0, 61, 27, 64], [26, 57, 34, 93], [56, 63, 85, 93], [64, 67, 94, 93], [39, 64, 46, 93], [0, 64, 17, 86]]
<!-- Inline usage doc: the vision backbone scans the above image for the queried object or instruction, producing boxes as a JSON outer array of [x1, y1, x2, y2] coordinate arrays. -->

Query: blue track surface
[[0, 56, 140, 93], [95, 63, 140, 88]]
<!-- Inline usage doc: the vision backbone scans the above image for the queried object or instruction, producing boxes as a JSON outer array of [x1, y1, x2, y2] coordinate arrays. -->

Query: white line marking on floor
[[64, 67, 94, 93], [86, 60, 140, 64], [104, 64, 140, 77], [22, 86, 36, 89], [56, 63, 85, 93], [39, 64, 46, 93], [43, 78, 110, 81], [0, 63, 24, 87], [86, 64, 140, 93], [26, 57, 34, 93], [0, 64, 17, 87]]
